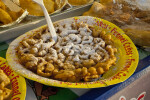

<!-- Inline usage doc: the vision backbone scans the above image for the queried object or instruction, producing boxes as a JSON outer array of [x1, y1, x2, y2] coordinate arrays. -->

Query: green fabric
[[137, 47, 150, 60], [0, 50, 7, 58], [0, 42, 8, 58], [0, 42, 8, 51], [49, 88, 78, 100]]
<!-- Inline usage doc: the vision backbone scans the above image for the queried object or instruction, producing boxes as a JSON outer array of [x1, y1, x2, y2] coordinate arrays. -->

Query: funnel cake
[[68, 0, 94, 6], [16, 20, 117, 82], [0, 0, 24, 25], [83, 1, 150, 47], [19, 0, 55, 16], [0, 69, 12, 100], [19, 0, 67, 16]]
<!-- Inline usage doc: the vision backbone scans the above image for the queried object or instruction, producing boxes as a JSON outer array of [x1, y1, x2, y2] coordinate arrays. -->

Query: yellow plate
[[6, 16, 139, 88], [0, 57, 26, 100]]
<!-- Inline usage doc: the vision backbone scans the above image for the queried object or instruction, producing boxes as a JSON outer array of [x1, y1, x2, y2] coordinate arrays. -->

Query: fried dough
[[0, 8, 12, 24], [83, 2, 107, 17], [55, 0, 66, 10], [68, 0, 93, 5], [0, 0, 24, 25], [19, 0, 55, 16], [123, 28, 150, 47], [83, 1, 150, 47], [0, 0, 6, 10], [7, 8, 24, 21]]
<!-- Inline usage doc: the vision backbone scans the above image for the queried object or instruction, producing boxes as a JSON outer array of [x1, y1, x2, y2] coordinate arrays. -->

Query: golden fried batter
[[7, 8, 24, 21], [83, 1, 150, 47], [100, 0, 114, 5], [83, 2, 134, 26], [19, 0, 55, 16], [0, 0, 6, 10], [135, 11, 150, 18], [124, 28, 150, 47], [83, 2, 106, 17], [55, 0, 67, 10], [0, 0, 24, 25], [0, 8, 12, 24], [68, 0, 93, 6]]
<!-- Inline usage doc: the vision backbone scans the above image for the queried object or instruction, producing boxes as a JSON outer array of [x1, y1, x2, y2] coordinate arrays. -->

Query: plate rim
[[0, 57, 26, 100]]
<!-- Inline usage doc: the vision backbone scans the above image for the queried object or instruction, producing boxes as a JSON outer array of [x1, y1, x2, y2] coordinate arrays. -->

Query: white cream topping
[[41, 33, 51, 42]]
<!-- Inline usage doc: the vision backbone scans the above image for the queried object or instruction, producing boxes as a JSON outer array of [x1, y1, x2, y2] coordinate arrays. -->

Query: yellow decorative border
[[0, 57, 26, 100]]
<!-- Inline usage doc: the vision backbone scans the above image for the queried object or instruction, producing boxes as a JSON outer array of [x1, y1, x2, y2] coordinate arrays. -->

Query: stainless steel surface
[[0, 4, 92, 43]]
